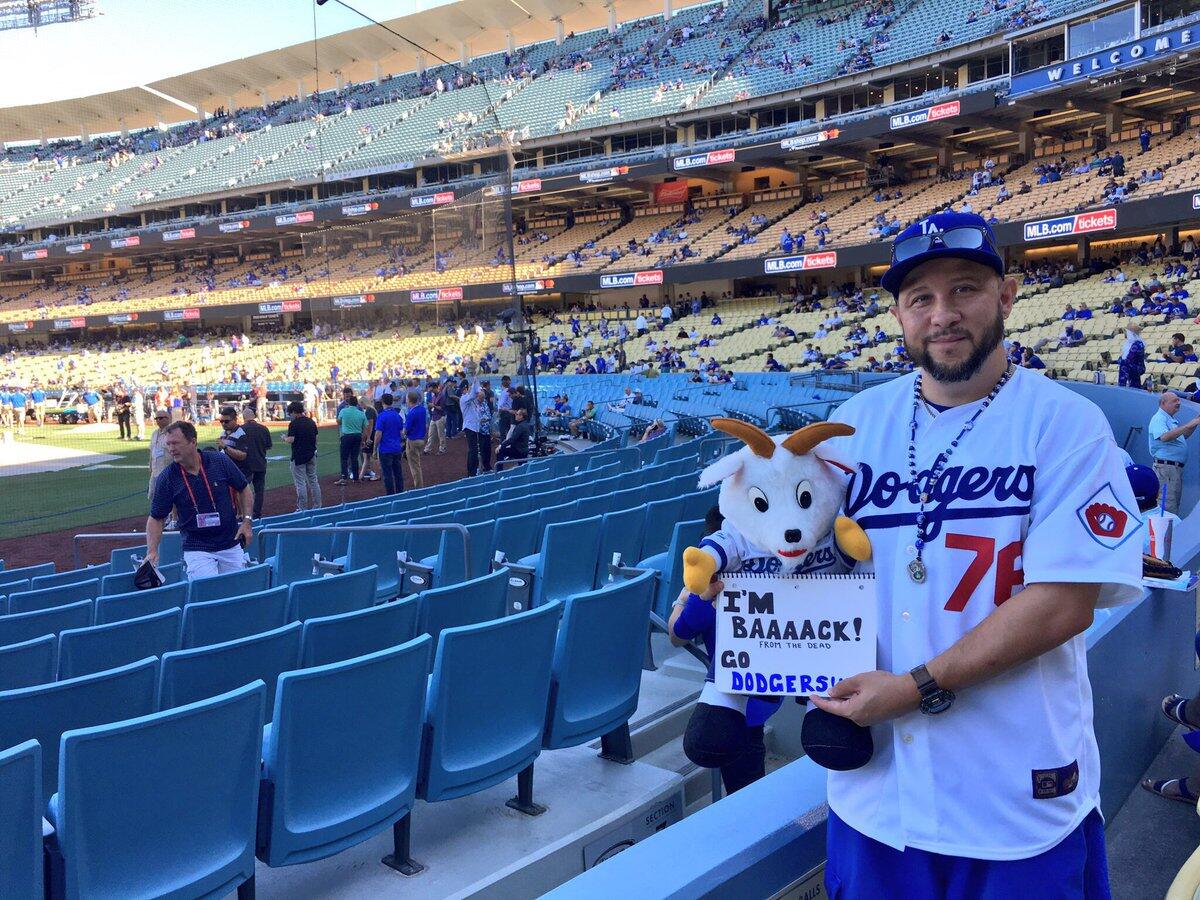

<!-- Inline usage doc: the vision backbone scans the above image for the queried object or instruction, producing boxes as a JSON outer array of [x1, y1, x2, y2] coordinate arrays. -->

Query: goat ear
[[698, 450, 744, 488]]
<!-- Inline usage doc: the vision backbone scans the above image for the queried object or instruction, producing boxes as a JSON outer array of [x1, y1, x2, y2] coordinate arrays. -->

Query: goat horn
[[710, 417, 775, 458], [782, 422, 855, 456]]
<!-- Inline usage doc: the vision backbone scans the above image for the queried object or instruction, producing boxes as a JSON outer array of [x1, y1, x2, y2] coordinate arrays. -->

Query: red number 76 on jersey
[[944, 533, 1024, 612]]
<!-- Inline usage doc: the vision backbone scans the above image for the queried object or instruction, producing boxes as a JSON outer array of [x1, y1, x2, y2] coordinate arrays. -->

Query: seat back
[[652, 518, 708, 619], [344, 530, 404, 602], [300, 598, 420, 668], [416, 568, 509, 655], [490, 496, 531, 519], [108, 532, 183, 573], [187, 563, 271, 605], [29, 565, 109, 591], [597, 506, 648, 585], [432, 521, 494, 588], [544, 570, 657, 749], [0, 634, 57, 691], [54, 682, 265, 900], [99, 562, 183, 597], [0, 740, 41, 900], [7, 578, 101, 616], [258, 636, 431, 867], [404, 513, 458, 565], [573, 494, 612, 520], [159, 623, 301, 717], [639, 496, 687, 559], [0, 656, 159, 795], [536, 501, 579, 535], [58, 609, 183, 680], [0, 562, 54, 590], [258, 517, 312, 559], [95, 582, 188, 626], [419, 602, 560, 802], [287, 566, 378, 622], [268, 530, 333, 586], [533, 517, 604, 608], [492, 510, 542, 562], [0, 599, 94, 647], [181, 586, 291, 649], [608, 485, 645, 512], [681, 487, 720, 521], [452, 503, 497, 526]]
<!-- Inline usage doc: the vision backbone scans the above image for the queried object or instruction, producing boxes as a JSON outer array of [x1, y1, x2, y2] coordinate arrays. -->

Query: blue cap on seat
[[881, 211, 1005, 297]]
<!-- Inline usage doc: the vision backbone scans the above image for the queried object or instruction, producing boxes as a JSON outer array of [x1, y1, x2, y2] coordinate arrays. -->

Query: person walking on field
[[283, 401, 322, 511]]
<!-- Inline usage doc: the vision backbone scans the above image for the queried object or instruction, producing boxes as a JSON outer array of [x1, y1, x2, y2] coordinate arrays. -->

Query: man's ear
[[698, 451, 744, 489]]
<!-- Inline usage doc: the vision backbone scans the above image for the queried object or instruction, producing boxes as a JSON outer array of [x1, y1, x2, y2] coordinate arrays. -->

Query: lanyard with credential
[[179, 460, 217, 514]]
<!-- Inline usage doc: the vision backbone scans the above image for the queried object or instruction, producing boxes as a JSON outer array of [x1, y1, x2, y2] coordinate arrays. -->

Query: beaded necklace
[[905, 364, 1014, 584]]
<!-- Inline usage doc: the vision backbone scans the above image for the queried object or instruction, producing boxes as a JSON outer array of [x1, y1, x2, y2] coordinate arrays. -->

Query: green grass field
[[0, 423, 347, 540]]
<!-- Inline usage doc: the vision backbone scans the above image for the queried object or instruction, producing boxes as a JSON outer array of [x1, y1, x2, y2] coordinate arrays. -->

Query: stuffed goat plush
[[682, 417, 876, 771]]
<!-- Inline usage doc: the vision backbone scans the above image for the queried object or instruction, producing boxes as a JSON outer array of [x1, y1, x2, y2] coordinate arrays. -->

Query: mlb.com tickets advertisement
[[1023, 208, 1117, 242], [599, 270, 665, 289], [763, 251, 838, 274], [673, 148, 736, 171], [410, 287, 463, 303], [890, 100, 960, 130]]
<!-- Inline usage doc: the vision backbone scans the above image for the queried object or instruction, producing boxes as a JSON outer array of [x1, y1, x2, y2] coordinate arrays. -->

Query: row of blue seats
[[0, 570, 658, 898]]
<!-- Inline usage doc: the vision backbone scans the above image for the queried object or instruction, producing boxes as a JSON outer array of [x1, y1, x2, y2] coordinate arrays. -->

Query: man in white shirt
[[814, 212, 1141, 896]]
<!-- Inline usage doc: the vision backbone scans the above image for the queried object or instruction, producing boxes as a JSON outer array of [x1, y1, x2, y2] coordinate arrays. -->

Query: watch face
[[920, 689, 955, 715]]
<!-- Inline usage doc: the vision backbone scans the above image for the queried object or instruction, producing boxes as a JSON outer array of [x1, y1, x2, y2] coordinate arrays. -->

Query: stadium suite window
[[827, 88, 884, 117], [1068, 6, 1137, 57], [1012, 35, 1065, 74], [893, 70, 960, 103], [966, 53, 1009, 83], [1142, 0, 1200, 29]]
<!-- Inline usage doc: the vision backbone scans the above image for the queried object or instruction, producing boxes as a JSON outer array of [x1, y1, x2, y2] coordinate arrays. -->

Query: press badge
[[195, 512, 221, 528]]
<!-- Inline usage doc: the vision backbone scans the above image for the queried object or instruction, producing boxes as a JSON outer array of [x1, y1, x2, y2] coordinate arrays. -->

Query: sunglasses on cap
[[891, 225, 998, 265]]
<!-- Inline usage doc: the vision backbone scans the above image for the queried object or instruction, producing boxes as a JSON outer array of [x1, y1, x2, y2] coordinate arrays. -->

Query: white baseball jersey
[[829, 365, 1142, 860]]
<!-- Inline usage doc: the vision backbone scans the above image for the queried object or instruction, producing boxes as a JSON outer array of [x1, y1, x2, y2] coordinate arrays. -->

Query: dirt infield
[[0, 437, 478, 570]]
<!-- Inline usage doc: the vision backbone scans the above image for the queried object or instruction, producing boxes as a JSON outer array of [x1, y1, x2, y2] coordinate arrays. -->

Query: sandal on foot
[[1142, 776, 1200, 804], [1162, 694, 1199, 729]]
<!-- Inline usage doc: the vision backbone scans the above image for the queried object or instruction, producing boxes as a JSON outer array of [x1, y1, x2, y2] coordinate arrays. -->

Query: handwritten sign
[[714, 574, 877, 696]]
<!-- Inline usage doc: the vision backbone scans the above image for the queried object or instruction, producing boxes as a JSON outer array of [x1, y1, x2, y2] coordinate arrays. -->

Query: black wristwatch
[[910, 664, 955, 715]]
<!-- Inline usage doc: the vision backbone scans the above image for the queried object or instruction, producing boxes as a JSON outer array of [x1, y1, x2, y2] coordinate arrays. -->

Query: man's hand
[[809, 670, 921, 727], [236, 518, 254, 549], [144, 549, 159, 568]]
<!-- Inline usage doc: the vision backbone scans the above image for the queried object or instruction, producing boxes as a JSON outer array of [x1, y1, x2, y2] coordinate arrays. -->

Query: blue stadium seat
[[0, 562, 55, 590], [639, 497, 687, 559], [109, 532, 183, 573], [257, 636, 431, 869], [537, 500, 581, 534], [187, 563, 272, 605], [159, 622, 301, 716], [452, 503, 498, 526], [415, 568, 509, 654], [0, 656, 158, 796], [418, 602, 560, 814], [99, 561, 183, 597], [288, 566, 378, 622], [94, 581, 188, 626], [29, 565, 109, 591], [543, 571, 656, 758], [596, 506, 648, 586], [266, 529, 333, 586], [0, 600, 94, 647], [608, 485, 645, 511], [423, 519, 493, 588], [682, 487, 720, 521], [181, 586, 291, 649], [0, 634, 57, 691], [573, 494, 613, 520], [7, 578, 101, 615], [257, 516, 313, 560], [343, 530, 404, 602], [58, 609, 183, 680], [490, 496, 532, 519], [529, 517, 604, 608], [48, 682, 266, 900], [639, 519, 708, 619], [300, 598, 420, 668], [0, 740, 41, 900], [492, 510, 542, 562]]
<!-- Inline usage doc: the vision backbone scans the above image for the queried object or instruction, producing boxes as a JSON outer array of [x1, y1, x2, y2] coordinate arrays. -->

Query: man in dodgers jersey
[[812, 212, 1142, 898]]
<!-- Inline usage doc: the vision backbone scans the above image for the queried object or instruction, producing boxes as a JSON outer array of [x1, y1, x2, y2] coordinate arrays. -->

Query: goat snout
[[784, 528, 803, 544]]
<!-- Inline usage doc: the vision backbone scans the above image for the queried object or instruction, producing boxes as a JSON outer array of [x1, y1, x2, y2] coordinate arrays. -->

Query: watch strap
[[910, 663, 938, 697]]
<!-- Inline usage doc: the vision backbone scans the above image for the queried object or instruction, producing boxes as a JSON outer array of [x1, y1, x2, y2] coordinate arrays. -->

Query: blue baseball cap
[[881, 211, 1005, 297], [1125, 463, 1160, 511]]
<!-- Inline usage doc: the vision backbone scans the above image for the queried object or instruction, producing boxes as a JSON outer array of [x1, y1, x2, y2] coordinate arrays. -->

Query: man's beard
[[907, 310, 1005, 383]]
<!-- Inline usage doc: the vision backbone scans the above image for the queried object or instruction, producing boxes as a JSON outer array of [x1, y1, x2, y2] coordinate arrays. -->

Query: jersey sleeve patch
[[1075, 483, 1140, 550]]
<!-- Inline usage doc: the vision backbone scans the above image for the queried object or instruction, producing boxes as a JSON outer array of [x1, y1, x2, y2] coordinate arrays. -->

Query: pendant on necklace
[[908, 558, 927, 584]]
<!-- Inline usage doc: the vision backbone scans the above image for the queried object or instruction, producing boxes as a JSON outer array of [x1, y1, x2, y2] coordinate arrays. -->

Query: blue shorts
[[824, 808, 1110, 900]]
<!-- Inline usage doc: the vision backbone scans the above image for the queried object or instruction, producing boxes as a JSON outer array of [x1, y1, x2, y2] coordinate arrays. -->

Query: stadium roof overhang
[[0, 0, 674, 143]]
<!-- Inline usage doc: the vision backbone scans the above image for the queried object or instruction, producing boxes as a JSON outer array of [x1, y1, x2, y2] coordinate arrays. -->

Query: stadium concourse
[[6, 0, 1200, 894]]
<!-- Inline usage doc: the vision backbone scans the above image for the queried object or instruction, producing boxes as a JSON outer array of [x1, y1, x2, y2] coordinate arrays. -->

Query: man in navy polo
[[146, 420, 254, 579]]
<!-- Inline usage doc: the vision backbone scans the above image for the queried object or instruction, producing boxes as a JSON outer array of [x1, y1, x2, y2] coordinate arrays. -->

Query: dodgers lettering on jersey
[[829, 366, 1142, 861]]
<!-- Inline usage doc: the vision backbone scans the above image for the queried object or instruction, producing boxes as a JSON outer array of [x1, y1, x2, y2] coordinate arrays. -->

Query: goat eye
[[749, 487, 769, 513], [796, 480, 813, 509]]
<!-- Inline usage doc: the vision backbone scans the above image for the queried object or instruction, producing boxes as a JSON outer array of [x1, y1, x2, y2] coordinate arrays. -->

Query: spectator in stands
[[1140, 125, 1152, 153], [284, 401, 321, 511], [1021, 347, 1045, 369], [569, 400, 597, 438], [764, 353, 786, 372], [640, 419, 667, 443], [146, 420, 253, 578], [335, 395, 368, 485], [374, 392, 405, 495], [495, 407, 531, 466], [404, 390, 428, 489]]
